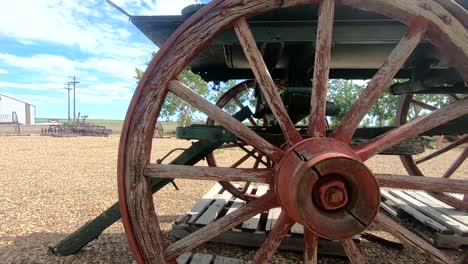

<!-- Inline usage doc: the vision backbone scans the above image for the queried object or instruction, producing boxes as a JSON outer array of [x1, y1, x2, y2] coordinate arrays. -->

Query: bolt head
[[316, 180, 348, 210]]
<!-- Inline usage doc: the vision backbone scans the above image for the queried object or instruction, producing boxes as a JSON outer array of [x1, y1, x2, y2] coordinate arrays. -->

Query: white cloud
[[0, 68, 7, 74], [0, 81, 65, 91], [0, 0, 154, 58], [0, 53, 143, 81]]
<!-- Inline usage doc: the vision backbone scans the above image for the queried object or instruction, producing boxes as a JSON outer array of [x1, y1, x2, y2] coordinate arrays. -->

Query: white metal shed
[[0, 94, 36, 125]]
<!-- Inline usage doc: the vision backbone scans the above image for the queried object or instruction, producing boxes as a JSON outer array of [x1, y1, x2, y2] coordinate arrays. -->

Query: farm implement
[[41, 114, 112, 137], [55, 0, 467, 263]]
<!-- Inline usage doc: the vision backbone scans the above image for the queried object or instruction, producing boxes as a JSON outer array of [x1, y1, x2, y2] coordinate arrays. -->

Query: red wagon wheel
[[118, 1, 468, 263], [396, 94, 468, 210], [206, 80, 270, 201]]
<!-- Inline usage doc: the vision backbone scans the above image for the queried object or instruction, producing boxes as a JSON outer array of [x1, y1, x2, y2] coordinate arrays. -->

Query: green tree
[[135, 53, 209, 127]]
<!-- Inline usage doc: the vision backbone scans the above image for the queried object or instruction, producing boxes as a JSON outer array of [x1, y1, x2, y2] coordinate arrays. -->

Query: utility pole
[[64, 83, 72, 124], [68, 76, 80, 122]]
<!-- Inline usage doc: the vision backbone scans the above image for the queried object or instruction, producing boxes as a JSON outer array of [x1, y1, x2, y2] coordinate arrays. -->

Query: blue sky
[[0, 0, 200, 119]]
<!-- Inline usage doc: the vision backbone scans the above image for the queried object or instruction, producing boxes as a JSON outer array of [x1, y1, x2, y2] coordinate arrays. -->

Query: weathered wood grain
[[308, 0, 335, 138], [242, 185, 269, 230], [380, 189, 451, 234], [188, 184, 224, 224], [168, 80, 284, 162], [144, 164, 273, 184], [341, 238, 365, 264], [195, 190, 233, 226], [120, 0, 468, 262], [389, 190, 468, 235], [375, 213, 453, 264], [355, 97, 468, 161], [252, 210, 295, 264], [234, 18, 302, 146], [303, 229, 318, 264], [331, 20, 427, 143], [409, 191, 468, 232], [376, 174, 468, 194], [165, 191, 279, 260]]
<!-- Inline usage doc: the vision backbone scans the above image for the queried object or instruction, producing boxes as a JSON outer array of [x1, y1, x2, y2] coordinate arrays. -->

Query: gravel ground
[[0, 136, 466, 263]]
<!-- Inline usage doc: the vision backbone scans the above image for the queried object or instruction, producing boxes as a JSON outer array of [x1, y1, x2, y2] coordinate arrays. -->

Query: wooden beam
[[331, 20, 427, 143], [168, 80, 284, 162], [308, 0, 335, 137], [234, 18, 302, 146], [375, 213, 452, 264], [144, 164, 273, 184]]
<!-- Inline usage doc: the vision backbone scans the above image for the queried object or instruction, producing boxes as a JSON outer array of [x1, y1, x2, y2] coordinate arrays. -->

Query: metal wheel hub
[[275, 138, 380, 240]]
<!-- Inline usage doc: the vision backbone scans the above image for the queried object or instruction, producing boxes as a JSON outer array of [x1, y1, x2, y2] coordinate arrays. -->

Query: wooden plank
[[177, 252, 192, 264], [389, 189, 468, 235], [291, 223, 304, 235], [190, 253, 214, 264], [408, 191, 468, 231], [195, 188, 234, 226], [242, 185, 268, 230], [188, 183, 223, 224], [226, 186, 251, 216], [213, 256, 245, 264], [266, 207, 281, 231], [381, 189, 451, 234], [172, 227, 347, 256]]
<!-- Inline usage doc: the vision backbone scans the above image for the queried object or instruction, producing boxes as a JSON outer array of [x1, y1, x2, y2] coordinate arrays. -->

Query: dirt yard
[[0, 136, 466, 263]]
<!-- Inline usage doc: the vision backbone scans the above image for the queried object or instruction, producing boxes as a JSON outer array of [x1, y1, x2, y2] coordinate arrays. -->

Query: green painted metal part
[[52, 107, 252, 256], [176, 114, 468, 150]]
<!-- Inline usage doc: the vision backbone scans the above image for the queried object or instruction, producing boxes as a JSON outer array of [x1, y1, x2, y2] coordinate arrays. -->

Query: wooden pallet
[[177, 252, 248, 264], [381, 188, 468, 249], [173, 183, 352, 257]]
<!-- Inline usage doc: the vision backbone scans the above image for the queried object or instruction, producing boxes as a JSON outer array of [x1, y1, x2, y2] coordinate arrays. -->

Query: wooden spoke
[[168, 80, 284, 162], [331, 20, 427, 143], [442, 147, 468, 178], [416, 135, 468, 164], [230, 152, 252, 168], [236, 143, 270, 167], [308, 0, 335, 137], [303, 229, 318, 264], [234, 18, 302, 146], [252, 210, 295, 264], [354, 97, 468, 161], [144, 164, 273, 183], [165, 191, 279, 260], [341, 239, 365, 264], [410, 99, 438, 111], [376, 174, 468, 194], [375, 213, 452, 263]]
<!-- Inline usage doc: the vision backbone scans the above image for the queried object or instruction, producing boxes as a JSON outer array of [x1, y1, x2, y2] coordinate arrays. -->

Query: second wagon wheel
[[206, 80, 274, 201], [119, 0, 468, 263], [396, 93, 467, 210]]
